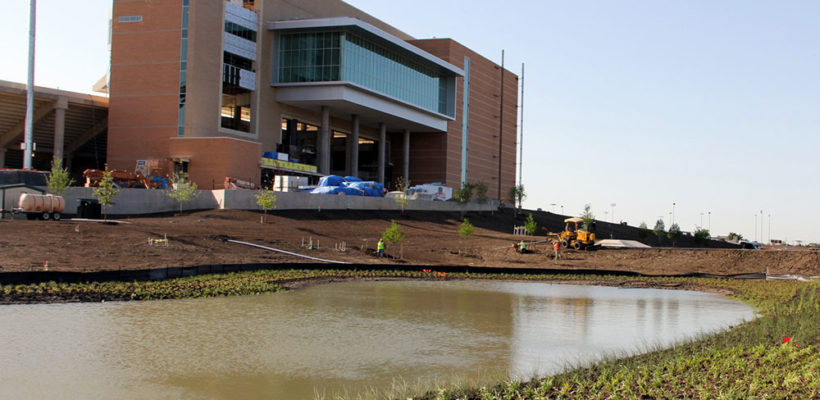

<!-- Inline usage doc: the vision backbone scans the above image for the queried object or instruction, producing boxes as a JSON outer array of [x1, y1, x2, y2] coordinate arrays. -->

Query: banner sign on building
[[260, 157, 318, 173]]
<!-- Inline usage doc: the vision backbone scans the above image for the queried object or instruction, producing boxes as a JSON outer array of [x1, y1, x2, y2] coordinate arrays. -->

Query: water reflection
[[0, 280, 754, 399]]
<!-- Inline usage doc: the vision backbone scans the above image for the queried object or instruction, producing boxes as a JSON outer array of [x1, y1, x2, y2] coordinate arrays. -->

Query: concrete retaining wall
[[55, 187, 497, 215], [63, 187, 219, 215]]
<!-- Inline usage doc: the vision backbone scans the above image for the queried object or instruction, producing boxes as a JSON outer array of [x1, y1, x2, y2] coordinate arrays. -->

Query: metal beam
[[0, 100, 54, 148], [65, 115, 108, 154]]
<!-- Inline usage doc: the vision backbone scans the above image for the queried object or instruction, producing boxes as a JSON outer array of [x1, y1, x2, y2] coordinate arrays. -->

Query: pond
[[0, 280, 755, 399]]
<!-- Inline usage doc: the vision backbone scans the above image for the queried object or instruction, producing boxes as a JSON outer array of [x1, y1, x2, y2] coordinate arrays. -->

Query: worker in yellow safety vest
[[377, 238, 385, 257]]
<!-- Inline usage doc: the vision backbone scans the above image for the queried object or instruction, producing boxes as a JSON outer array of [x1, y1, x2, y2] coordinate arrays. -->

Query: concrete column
[[319, 106, 330, 174], [350, 114, 360, 177], [403, 128, 410, 183], [377, 122, 386, 185], [0, 148, 6, 168], [53, 97, 69, 162]]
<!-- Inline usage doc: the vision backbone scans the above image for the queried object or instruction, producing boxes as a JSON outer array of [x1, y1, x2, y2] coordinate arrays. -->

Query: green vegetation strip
[[1, 270, 817, 399]]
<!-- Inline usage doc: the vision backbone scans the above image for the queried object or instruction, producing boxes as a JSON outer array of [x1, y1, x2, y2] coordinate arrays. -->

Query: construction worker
[[377, 238, 385, 257], [553, 241, 560, 260]]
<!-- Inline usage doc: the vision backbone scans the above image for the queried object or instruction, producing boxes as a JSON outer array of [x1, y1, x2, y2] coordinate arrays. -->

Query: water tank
[[18, 193, 65, 212]]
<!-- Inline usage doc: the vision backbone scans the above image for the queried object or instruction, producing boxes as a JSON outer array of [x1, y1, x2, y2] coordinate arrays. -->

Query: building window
[[278, 32, 342, 83], [225, 21, 257, 42], [276, 30, 456, 117], [221, 93, 251, 132], [177, 2, 189, 136], [279, 118, 318, 167]]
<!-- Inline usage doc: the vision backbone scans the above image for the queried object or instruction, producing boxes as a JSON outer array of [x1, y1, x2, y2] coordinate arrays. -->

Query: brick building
[[107, 0, 518, 196]]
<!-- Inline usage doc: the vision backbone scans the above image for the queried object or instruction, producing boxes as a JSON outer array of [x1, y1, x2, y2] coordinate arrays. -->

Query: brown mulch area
[[0, 209, 817, 276]]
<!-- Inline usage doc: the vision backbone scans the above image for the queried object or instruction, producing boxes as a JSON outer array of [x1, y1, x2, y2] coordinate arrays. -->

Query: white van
[[407, 183, 453, 201]]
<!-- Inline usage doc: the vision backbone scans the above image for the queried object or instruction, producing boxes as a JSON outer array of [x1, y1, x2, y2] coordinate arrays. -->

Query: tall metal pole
[[497, 50, 505, 203], [518, 63, 524, 188], [755, 213, 757, 242], [672, 202, 676, 226], [460, 58, 470, 188], [24, 0, 37, 169]]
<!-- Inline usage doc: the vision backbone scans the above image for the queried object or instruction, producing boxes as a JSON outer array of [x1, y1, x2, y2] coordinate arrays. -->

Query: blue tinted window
[[277, 30, 455, 117]]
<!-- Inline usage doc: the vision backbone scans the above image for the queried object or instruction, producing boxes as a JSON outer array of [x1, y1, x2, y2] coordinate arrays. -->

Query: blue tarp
[[310, 176, 384, 197], [151, 176, 169, 189], [318, 175, 345, 187], [310, 186, 364, 195], [346, 181, 385, 197]]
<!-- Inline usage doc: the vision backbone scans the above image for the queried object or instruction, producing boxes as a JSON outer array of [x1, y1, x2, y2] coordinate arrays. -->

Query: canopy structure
[[0, 80, 108, 169]]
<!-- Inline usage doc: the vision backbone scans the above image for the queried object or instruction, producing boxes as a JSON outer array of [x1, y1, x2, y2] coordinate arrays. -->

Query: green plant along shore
[[1, 270, 817, 399]]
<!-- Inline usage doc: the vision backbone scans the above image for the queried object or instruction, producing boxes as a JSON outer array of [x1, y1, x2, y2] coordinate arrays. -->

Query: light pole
[[560, 205, 564, 215], [708, 211, 711, 231], [760, 210, 763, 244], [700, 212, 704, 228], [672, 202, 676, 226], [24, 0, 37, 169], [610, 203, 616, 223], [550, 203, 556, 213], [669, 212, 672, 227]]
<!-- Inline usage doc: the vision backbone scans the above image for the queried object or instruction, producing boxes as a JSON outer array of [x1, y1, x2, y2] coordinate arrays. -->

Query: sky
[[1, 0, 818, 243]]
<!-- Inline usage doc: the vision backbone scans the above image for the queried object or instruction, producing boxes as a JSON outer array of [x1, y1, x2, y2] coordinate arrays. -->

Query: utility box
[[77, 198, 102, 219]]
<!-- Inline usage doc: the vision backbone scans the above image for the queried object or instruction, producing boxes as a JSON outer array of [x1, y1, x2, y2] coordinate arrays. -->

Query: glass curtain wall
[[277, 30, 455, 117], [278, 32, 342, 83]]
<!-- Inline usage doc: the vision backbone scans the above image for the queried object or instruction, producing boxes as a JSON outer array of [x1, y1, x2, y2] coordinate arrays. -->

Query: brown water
[[0, 280, 754, 399]]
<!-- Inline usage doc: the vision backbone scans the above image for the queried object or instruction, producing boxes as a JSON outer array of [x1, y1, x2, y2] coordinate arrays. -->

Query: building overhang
[[273, 81, 450, 132], [268, 17, 464, 77], [0, 79, 109, 156]]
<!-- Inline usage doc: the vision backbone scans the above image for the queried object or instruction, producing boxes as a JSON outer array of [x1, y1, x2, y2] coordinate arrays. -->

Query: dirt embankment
[[0, 209, 817, 277]]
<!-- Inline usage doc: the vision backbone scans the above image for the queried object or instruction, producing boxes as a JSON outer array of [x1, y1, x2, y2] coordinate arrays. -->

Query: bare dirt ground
[[0, 209, 818, 277]]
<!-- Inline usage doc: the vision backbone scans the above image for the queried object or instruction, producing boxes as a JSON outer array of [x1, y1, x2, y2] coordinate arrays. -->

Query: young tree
[[472, 181, 489, 204], [693, 227, 711, 246], [653, 219, 666, 240], [507, 184, 526, 215], [382, 220, 405, 258], [47, 157, 74, 196], [525, 213, 537, 235], [637, 222, 649, 239], [93, 166, 119, 221], [167, 172, 198, 215], [667, 223, 682, 247], [255, 186, 278, 223], [393, 177, 411, 214], [581, 204, 595, 227], [458, 218, 474, 239]]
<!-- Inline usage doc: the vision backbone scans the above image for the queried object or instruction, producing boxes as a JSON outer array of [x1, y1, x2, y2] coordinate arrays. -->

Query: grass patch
[[1, 270, 817, 398]]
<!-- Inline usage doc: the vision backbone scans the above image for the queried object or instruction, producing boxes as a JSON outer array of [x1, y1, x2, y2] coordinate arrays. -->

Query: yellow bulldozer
[[553, 217, 597, 250]]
